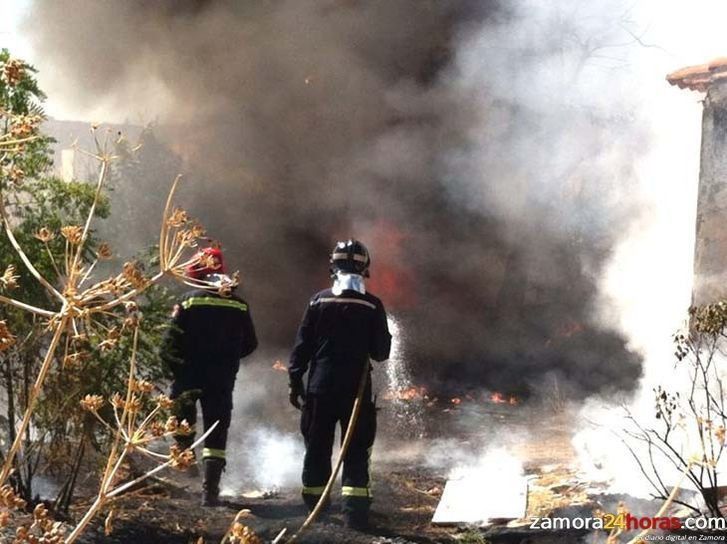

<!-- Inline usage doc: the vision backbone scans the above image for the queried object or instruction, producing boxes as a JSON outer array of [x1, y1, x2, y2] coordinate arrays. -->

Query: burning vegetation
[[383, 385, 519, 408]]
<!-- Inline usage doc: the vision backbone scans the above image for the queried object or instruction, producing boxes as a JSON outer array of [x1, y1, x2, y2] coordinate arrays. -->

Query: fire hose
[[285, 361, 371, 544]]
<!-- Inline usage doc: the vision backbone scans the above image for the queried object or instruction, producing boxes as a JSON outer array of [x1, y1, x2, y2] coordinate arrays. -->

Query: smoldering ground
[[24, 0, 647, 399]]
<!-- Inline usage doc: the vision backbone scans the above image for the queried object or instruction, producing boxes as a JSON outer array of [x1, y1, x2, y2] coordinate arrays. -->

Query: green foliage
[[1, 176, 110, 307], [0, 49, 46, 111], [0, 48, 53, 184], [0, 51, 175, 509]]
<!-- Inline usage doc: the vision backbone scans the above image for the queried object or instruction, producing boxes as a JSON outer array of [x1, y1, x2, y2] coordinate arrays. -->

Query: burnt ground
[[64, 401, 622, 544], [2, 399, 679, 543], [70, 464, 454, 544]]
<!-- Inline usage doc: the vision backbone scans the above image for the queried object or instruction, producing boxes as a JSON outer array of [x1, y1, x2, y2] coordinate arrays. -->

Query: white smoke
[[223, 426, 304, 494], [570, 0, 725, 496]]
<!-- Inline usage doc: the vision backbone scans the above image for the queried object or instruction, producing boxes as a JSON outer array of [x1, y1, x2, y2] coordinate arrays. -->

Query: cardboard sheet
[[432, 475, 528, 526]]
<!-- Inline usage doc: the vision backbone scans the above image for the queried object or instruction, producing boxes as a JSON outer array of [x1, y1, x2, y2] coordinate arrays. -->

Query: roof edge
[[667, 57, 727, 92]]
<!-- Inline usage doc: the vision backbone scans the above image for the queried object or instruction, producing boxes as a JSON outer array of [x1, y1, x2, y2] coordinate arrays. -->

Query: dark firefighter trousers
[[301, 394, 377, 516], [171, 377, 234, 463]]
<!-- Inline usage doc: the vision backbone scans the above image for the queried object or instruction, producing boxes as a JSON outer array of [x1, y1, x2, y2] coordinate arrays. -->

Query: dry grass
[[0, 116, 232, 542]]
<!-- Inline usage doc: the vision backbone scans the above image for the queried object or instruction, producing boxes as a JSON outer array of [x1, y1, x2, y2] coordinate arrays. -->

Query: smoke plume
[[24, 0, 646, 399]]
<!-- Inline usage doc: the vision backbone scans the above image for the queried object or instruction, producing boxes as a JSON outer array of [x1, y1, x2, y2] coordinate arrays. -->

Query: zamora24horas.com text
[[530, 513, 727, 533]]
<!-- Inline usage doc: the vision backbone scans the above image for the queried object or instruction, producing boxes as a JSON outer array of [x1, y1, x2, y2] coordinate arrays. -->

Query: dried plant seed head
[[155, 394, 174, 410], [190, 223, 206, 239], [110, 393, 124, 409], [63, 283, 78, 299], [0, 485, 16, 507], [9, 114, 40, 138], [175, 229, 197, 248], [133, 379, 154, 394], [34, 227, 56, 243], [123, 301, 142, 327], [2, 58, 26, 86], [122, 261, 146, 288], [177, 419, 193, 436], [80, 394, 104, 412], [0, 264, 19, 289], [97, 242, 112, 260], [167, 207, 189, 227], [164, 416, 179, 433], [170, 446, 195, 470], [60, 225, 83, 245], [716, 426, 726, 446], [71, 331, 89, 345], [124, 314, 141, 329], [97, 338, 118, 353], [33, 504, 48, 521], [0, 321, 16, 352], [150, 421, 165, 437], [126, 395, 142, 413], [198, 253, 216, 270], [230, 523, 263, 544], [8, 165, 25, 185], [63, 352, 90, 369]]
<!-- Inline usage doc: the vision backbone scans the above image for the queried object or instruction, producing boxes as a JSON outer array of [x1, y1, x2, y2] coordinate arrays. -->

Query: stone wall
[[693, 83, 727, 305]]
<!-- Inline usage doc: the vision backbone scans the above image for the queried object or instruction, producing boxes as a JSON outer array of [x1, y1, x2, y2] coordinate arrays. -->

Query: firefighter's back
[[307, 287, 385, 395], [180, 289, 256, 378]]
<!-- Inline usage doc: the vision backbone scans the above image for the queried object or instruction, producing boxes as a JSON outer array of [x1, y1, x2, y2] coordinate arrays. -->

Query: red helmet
[[186, 247, 225, 280]]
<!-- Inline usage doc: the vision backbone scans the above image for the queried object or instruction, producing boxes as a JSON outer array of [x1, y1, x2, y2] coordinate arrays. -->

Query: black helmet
[[330, 239, 371, 277]]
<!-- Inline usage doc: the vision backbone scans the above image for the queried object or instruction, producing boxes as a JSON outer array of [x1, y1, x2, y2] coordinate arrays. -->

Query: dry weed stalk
[[219, 509, 264, 544], [599, 461, 696, 544], [0, 122, 224, 541], [66, 323, 219, 542]]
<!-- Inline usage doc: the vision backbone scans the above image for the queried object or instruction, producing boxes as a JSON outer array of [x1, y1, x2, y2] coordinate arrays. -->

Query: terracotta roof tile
[[667, 58, 727, 92]]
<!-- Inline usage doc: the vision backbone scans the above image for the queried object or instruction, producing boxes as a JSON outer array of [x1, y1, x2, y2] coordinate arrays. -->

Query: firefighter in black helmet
[[162, 247, 257, 506], [288, 239, 392, 530]]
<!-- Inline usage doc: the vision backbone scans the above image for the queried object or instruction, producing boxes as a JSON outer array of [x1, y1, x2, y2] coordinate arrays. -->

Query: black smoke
[[24, 0, 644, 399]]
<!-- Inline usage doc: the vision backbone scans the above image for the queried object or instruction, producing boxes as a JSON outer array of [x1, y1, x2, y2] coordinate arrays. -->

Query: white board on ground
[[432, 475, 527, 527]]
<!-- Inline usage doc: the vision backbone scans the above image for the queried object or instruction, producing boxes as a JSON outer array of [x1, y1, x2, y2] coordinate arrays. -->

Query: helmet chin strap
[[332, 271, 366, 295]]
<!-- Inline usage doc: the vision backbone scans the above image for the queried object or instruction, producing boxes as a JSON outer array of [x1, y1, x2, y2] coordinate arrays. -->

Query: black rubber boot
[[201, 458, 225, 506], [343, 497, 371, 531], [302, 493, 330, 514]]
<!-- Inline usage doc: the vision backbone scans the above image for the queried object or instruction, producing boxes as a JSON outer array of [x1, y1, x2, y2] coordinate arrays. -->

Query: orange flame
[[385, 386, 428, 401], [272, 360, 287, 372], [489, 392, 520, 405]]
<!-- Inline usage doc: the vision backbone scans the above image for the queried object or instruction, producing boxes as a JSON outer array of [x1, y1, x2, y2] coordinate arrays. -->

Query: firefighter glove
[[289, 379, 305, 410]]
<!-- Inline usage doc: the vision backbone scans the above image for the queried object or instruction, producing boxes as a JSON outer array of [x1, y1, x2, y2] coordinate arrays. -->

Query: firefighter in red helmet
[[162, 246, 257, 506], [289, 239, 391, 530]]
